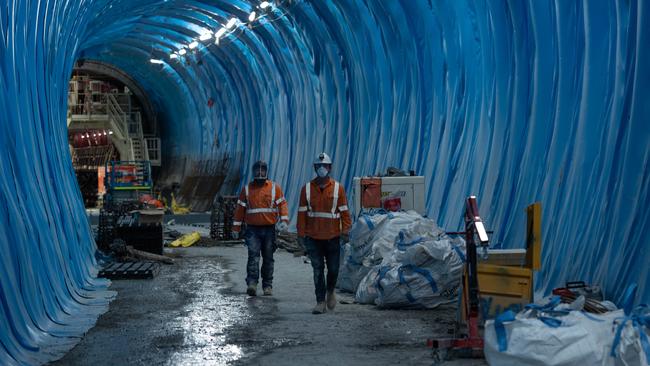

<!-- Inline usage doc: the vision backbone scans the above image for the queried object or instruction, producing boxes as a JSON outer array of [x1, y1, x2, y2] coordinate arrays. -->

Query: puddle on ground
[[165, 259, 251, 365]]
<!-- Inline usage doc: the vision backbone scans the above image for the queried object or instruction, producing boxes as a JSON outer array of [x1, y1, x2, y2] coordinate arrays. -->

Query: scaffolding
[[67, 74, 160, 167]]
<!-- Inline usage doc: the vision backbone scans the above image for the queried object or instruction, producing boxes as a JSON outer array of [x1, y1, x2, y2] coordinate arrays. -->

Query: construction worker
[[297, 153, 352, 314], [232, 160, 289, 296]]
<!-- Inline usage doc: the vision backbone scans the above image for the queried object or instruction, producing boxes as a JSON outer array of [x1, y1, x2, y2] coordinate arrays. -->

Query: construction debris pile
[[485, 284, 650, 365], [163, 218, 303, 252], [338, 210, 466, 309], [165, 220, 210, 241]]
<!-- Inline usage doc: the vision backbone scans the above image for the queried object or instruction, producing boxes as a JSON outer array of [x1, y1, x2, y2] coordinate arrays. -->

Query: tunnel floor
[[51, 246, 487, 366]]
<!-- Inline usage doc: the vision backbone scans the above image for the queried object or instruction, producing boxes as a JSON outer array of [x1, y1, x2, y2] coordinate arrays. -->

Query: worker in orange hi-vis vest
[[232, 160, 289, 297], [297, 153, 352, 314]]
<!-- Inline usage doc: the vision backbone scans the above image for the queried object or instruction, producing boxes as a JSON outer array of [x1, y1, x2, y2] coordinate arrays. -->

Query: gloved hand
[[232, 231, 240, 240], [340, 233, 350, 244], [298, 236, 306, 249], [277, 221, 289, 233]]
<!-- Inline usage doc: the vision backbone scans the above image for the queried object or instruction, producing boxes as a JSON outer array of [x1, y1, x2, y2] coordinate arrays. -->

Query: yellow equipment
[[171, 193, 190, 215], [474, 202, 542, 318], [170, 232, 201, 248], [431, 200, 542, 360]]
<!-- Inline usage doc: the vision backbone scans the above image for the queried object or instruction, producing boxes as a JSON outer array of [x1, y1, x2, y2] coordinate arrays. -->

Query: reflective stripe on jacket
[[297, 177, 351, 240], [232, 180, 289, 232]]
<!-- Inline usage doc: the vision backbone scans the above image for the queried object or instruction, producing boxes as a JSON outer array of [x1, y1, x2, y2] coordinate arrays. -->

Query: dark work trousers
[[245, 225, 277, 288], [304, 237, 341, 302]]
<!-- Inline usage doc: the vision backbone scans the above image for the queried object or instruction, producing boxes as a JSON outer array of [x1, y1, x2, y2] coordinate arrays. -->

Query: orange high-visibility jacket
[[232, 180, 289, 232], [297, 178, 352, 240]]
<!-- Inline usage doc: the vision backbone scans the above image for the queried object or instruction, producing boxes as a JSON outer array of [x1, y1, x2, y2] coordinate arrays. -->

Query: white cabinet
[[351, 176, 426, 217]]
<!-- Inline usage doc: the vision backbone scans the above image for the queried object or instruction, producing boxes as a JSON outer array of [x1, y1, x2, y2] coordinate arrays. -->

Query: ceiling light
[[178, 48, 187, 55], [108, 130, 114, 135], [170, 53, 178, 59], [226, 18, 237, 29], [188, 41, 199, 49], [260, 1, 271, 9], [248, 11, 257, 22], [199, 32, 212, 41], [215, 27, 227, 44], [150, 59, 164, 64]]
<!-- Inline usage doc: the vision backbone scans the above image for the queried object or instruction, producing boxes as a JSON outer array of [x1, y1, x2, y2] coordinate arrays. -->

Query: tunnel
[[1, 0, 649, 364]]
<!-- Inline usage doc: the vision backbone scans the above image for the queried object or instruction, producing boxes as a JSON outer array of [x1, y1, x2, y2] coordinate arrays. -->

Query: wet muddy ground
[[52, 246, 487, 366]]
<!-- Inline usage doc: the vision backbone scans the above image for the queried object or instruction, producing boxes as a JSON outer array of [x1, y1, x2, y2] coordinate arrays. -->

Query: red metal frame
[[427, 196, 488, 358]]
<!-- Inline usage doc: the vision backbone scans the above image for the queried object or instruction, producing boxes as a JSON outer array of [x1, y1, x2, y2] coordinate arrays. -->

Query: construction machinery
[[67, 72, 162, 209], [352, 175, 426, 215], [428, 196, 491, 360], [97, 160, 164, 254], [475, 202, 541, 318], [428, 198, 542, 362]]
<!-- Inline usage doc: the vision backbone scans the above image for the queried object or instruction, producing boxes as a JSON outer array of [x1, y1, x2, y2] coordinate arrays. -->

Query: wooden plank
[[108, 263, 125, 271], [148, 263, 161, 278], [101, 263, 116, 272], [136, 262, 155, 279], [129, 262, 147, 274], [137, 262, 152, 273], [525, 202, 542, 270], [129, 262, 144, 272], [114, 262, 132, 273], [127, 262, 146, 276], [134, 262, 152, 276], [123, 264, 136, 277], [107, 262, 131, 279], [101, 263, 120, 272], [142, 262, 159, 273], [130, 262, 153, 278]]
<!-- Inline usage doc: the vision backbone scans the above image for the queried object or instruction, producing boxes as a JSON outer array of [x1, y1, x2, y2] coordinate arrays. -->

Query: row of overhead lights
[[150, 1, 277, 64], [80, 130, 114, 139]]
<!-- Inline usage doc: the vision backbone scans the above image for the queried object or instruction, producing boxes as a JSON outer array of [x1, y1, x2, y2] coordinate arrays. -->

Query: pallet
[[98, 261, 160, 280]]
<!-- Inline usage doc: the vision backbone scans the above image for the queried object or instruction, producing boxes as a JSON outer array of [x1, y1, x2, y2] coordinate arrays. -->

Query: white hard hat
[[314, 152, 332, 165]]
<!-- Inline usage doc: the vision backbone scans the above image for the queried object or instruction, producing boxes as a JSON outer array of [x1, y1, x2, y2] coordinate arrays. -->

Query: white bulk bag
[[484, 290, 650, 366]]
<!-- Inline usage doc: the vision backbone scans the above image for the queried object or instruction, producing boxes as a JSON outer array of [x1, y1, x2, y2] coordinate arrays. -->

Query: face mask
[[317, 166, 329, 178], [254, 168, 267, 181]]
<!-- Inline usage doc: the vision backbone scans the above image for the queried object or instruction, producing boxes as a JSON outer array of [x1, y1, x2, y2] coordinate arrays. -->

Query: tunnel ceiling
[[1, 0, 649, 364]]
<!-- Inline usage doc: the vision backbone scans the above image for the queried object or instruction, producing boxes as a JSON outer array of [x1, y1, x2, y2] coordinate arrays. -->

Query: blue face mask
[[317, 166, 329, 178]]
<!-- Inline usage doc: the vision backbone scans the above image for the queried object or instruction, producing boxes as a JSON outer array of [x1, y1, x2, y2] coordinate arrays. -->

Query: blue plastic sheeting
[[0, 1, 119, 365], [1, 0, 649, 363]]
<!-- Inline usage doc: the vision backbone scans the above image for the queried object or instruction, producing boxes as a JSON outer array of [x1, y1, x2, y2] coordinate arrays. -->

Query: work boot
[[263, 287, 273, 296], [326, 291, 336, 310], [312, 302, 327, 314], [247, 284, 257, 296]]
